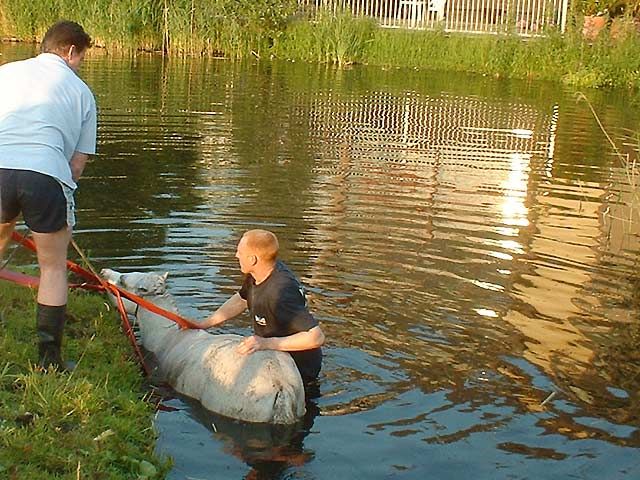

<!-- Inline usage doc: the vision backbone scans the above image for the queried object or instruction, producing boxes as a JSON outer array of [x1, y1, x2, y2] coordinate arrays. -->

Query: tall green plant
[[163, 0, 296, 57], [0, 0, 163, 51], [0, 0, 296, 57], [275, 7, 375, 66]]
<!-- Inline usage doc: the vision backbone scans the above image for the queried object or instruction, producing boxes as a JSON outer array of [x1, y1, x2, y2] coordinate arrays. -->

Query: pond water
[[2, 44, 639, 479]]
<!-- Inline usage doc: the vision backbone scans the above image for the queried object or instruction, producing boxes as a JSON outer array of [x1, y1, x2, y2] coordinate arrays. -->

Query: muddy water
[[2, 44, 639, 479]]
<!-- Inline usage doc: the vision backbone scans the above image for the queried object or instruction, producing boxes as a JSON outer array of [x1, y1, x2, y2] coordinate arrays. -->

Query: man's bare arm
[[70, 151, 90, 181], [201, 292, 247, 329], [237, 325, 325, 355]]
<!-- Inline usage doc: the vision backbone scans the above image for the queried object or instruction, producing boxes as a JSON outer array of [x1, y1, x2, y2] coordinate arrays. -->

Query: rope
[[4, 231, 208, 376], [111, 284, 151, 377], [9, 231, 203, 328], [68, 239, 151, 376]]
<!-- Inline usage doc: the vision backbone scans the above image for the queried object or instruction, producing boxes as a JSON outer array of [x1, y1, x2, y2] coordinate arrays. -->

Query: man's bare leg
[[32, 227, 72, 306], [32, 227, 73, 370]]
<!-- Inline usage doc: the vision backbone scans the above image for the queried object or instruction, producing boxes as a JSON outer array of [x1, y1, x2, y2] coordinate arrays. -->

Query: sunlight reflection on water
[[2, 44, 639, 479]]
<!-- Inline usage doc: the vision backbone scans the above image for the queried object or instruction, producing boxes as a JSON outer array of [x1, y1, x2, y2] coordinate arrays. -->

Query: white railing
[[298, 0, 569, 36]]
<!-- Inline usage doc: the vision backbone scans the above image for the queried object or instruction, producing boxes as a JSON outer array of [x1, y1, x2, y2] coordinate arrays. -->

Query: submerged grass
[[0, 279, 166, 479]]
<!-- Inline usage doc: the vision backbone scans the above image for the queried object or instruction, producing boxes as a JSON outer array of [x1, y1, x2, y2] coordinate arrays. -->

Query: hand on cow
[[237, 335, 266, 355], [185, 320, 205, 330]]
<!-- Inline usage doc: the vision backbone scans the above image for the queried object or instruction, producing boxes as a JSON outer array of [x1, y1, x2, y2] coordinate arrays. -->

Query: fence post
[[560, 0, 569, 33]]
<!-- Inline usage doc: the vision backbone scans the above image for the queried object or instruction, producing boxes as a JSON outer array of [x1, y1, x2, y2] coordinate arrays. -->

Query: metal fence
[[298, 0, 569, 36]]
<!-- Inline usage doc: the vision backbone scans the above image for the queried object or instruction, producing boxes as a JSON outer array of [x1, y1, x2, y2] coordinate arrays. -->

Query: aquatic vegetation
[[353, 25, 640, 89], [0, 0, 161, 49], [0, 279, 167, 479], [0, 0, 297, 57], [161, 0, 298, 57], [578, 92, 640, 226], [274, 8, 376, 66], [1, 2, 640, 88], [135, 4, 640, 89]]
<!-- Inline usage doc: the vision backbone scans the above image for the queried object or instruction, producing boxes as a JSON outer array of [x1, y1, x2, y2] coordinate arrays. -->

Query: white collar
[[37, 52, 70, 69]]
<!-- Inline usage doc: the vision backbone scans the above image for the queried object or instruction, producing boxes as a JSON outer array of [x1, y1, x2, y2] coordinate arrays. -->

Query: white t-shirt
[[0, 53, 97, 189]]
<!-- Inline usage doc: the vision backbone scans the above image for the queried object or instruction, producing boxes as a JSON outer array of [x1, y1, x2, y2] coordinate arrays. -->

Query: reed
[[0, 0, 297, 56], [161, 0, 298, 57], [275, 7, 376, 65], [1, 1, 640, 90], [0, 0, 162, 51], [355, 24, 640, 89], [578, 92, 640, 229], [270, 8, 640, 89]]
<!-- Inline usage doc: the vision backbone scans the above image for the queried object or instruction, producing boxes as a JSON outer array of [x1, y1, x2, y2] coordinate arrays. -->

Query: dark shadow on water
[[156, 381, 322, 480]]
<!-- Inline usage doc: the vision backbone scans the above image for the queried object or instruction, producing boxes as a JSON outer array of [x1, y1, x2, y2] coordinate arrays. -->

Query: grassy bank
[[0, 279, 166, 479], [273, 12, 640, 90], [1, 1, 640, 90], [0, 0, 298, 57]]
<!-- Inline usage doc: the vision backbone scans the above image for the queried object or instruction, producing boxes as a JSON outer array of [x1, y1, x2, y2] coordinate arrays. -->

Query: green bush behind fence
[[1, 1, 640, 90]]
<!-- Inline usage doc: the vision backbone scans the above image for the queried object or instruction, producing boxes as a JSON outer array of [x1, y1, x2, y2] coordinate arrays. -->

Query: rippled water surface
[[2, 44, 640, 479]]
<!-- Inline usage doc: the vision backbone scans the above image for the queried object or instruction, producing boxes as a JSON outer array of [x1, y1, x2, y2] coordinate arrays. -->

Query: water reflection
[[298, 81, 639, 449], [156, 387, 321, 480], [2, 44, 639, 478]]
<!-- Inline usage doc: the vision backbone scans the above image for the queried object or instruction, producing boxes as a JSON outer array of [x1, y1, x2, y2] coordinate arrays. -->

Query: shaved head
[[241, 229, 279, 263]]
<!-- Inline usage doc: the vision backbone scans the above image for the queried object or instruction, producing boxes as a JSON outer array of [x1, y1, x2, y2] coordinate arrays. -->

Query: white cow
[[100, 269, 306, 424]]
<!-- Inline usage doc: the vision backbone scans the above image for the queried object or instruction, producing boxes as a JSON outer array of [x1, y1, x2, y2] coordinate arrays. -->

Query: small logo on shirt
[[254, 315, 267, 326], [299, 287, 307, 306]]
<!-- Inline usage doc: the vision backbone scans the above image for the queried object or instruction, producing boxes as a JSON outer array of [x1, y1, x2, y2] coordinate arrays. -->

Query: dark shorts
[[0, 168, 72, 233]]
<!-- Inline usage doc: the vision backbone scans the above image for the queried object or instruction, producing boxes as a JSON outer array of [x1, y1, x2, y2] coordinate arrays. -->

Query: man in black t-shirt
[[200, 229, 324, 381]]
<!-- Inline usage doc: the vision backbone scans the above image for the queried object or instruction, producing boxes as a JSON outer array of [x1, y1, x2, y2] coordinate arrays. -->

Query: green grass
[[274, 10, 377, 66], [1, 2, 640, 89], [0, 279, 167, 479], [163, 0, 298, 58], [0, 0, 297, 57], [273, 12, 640, 91], [0, 0, 160, 50]]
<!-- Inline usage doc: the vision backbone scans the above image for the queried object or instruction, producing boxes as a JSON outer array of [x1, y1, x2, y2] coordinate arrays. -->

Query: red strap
[[0, 268, 104, 291], [9, 231, 203, 330], [105, 283, 203, 330], [11, 232, 97, 283], [0, 265, 151, 375], [112, 285, 151, 376], [0, 269, 40, 288]]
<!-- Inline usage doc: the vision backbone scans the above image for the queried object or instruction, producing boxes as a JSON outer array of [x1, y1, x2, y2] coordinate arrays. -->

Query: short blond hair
[[241, 229, 279, 262]]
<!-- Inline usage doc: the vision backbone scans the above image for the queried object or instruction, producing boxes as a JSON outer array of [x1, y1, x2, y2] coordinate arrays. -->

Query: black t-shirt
[[239, 260, 322, 380]]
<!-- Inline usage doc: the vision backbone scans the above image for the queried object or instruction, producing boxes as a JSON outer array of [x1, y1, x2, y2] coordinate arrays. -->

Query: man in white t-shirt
[[0, 20, 97, 371]]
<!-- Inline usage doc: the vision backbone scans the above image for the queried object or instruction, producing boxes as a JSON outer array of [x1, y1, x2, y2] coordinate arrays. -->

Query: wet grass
[[0, 279, 167, 479]]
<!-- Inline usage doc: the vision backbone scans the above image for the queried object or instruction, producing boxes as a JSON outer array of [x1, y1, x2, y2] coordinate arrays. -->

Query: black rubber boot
[[36, 304, 76, 372]]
